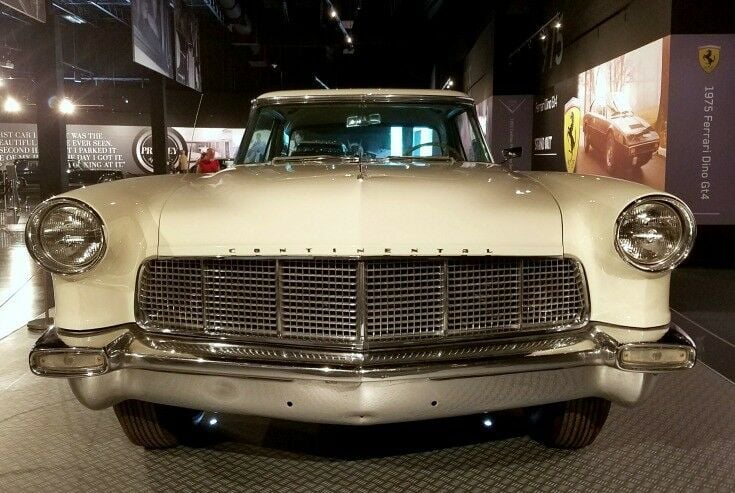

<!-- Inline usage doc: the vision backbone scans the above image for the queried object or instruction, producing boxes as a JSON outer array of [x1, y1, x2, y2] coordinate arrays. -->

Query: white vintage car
[[27, 89, 696, 450]]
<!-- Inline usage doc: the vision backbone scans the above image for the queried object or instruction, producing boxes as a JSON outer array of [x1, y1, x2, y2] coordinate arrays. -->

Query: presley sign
[[0, 124, 244, 175]]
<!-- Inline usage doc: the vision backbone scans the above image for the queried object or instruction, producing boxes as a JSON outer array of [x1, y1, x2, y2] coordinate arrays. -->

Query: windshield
[[608, 93, 633, 116], [236, 101, 492, 165]]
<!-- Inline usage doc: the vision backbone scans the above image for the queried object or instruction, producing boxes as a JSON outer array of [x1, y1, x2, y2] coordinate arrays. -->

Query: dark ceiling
[[0, 1, 494, 92]]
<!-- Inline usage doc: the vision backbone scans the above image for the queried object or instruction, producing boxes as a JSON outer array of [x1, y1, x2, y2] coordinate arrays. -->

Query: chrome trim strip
[[31, 322, 696, 381], [253, 94, 476, 107]]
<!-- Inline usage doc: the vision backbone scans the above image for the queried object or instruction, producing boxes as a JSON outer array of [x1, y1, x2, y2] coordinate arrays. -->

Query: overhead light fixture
[[345, 35, 352, 44], [540, 31, 547, 40], [442, 77, 454, 90], [62, 14, 85, 24], [3, 96, 21, 113], [553, 20, 562, 29], [329, 8, 337, 18], [58, 97, 76, 115]]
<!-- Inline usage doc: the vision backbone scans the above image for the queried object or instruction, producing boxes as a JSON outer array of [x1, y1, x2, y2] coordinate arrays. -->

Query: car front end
[[26, 90, 697, 449]]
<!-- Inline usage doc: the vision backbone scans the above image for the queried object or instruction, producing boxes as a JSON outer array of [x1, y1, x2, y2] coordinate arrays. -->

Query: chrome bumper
[[29, 323, 695, 425]]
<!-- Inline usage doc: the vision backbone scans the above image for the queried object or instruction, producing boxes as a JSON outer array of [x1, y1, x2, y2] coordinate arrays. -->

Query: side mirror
[[501, 146, 522, 162]]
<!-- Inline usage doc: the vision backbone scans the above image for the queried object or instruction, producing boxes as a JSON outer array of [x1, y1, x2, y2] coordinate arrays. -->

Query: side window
[[454, 111, 485, 162], [244, 113, 276, 163]]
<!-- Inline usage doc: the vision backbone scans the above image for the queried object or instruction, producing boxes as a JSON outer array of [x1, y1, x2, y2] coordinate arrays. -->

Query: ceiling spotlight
[[345, 35, 352, 44], [540, 31, 547, 40], [58, 97, 76, 115], [329, 8, 337, 18], [442, 77, 454, 90], [62, 14, 85, 24], [553, 20, 562, 29], [123, 97, 129, 104], [3, 96, 21, 113]]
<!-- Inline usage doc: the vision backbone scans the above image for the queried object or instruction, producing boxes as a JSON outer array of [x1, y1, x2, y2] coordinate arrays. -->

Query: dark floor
[[671, 268, 735, 382], [1, 205, 734, 492]]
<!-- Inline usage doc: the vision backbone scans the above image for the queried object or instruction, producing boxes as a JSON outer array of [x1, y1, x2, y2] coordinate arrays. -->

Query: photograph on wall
[[573, 37, 669, 190], [174, 0, 202, 91], [533, 37, 669, 191], [0, 124, 245, 176], [0, 0, 45, 23], [132, 0, 174, 78]]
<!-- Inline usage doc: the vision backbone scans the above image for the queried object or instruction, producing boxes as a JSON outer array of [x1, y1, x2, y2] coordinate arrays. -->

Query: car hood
[[612, 115, 654, 136], [157, 164, 564, 257]]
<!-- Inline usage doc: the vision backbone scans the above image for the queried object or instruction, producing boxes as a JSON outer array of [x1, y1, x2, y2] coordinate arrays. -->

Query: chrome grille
[[365, 260, 445, 340], [280, 259, 357, 340], [447, 258, 521, 336], [203, 259, 277, 336], [138, 257, 588, 346]]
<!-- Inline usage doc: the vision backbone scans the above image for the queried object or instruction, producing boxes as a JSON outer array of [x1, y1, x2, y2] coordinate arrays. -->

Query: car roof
[[256, 88, 473, 103]]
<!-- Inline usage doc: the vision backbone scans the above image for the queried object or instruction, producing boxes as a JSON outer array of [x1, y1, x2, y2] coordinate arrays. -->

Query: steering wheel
[[404, 141, 461, 158], [404, 142, 446, 155]]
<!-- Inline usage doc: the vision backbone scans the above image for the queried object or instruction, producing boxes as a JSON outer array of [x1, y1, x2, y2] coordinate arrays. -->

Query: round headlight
[[25, 198, 106, 275], [615, 196, 695, 272]]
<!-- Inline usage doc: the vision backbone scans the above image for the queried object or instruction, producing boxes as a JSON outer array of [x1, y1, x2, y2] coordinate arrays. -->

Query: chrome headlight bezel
[[25, 198, 107, 275], [614, 195, 696, 272]]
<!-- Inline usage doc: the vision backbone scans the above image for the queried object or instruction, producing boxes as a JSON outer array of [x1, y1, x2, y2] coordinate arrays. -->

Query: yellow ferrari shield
[[698, 45, 721, 73], [563, 98, 581, 173]]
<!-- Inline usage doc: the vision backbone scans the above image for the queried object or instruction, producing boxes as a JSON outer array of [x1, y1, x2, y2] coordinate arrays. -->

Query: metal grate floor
[[1, 327, 734, 493]]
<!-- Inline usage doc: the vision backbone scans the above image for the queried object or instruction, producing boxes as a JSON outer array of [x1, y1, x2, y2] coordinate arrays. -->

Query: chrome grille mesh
[[280, 259, 357, 340], [138, 257, 587, 345], [202, 259, 276, 336], [447, 258, 521, 336], [365, 260, 445, 340]]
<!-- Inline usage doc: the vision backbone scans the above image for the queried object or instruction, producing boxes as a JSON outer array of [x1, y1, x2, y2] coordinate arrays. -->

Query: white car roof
[[256, 88, 471, 100]]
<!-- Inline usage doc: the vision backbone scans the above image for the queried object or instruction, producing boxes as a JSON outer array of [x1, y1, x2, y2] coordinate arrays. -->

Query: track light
[[540, 31, 547, 40], [442, 77, 454, 90], [3, 96, 21, 113], [553, 20, 562, 29], [58, 97, 76, 115], [345, 35, 352, 44], [329, 8, 337, 18]]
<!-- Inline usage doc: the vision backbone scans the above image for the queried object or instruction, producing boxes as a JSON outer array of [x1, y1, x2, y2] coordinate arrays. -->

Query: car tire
[[113, 399, 200, 448], [637, 153, 652, 167], [528, 397, 611, 449], [605, 134, 617, 170]]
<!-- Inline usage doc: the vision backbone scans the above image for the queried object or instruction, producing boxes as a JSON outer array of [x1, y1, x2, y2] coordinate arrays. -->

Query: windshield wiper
[[271, 155, 456, 167], [270, 155, 359, 166], [352, 156, 457, 167]]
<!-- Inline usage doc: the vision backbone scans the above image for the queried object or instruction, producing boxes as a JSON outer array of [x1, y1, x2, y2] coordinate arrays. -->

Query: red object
[[198, 159, 220, 174]]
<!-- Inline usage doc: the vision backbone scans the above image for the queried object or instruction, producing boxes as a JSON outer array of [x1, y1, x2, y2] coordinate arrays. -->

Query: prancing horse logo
[[698, 45, 721, 73], [563, 97, 581, 173]]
